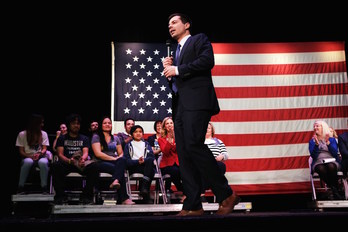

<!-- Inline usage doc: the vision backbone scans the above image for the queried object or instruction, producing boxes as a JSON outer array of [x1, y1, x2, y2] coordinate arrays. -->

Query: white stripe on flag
[[226, 143, 308, 159], [113, 121, 155, 135], [218, 95, 348, 110], [212, 118, 348, 134], [113, 118, 348, 136], [213, 72, 347, 87], [214, 51, 346, 65]]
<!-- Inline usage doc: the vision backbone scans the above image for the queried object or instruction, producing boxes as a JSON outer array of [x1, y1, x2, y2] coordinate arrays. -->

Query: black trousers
[[174, 96, 232, 211], [52, 161, 99, 200]]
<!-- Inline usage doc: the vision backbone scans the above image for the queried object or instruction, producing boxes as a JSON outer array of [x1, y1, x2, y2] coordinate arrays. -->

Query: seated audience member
[[124, 125, 155, 202], [52, 123, 68, 153], [91, 116, 134, 205], [329, 127, 339, 144], [157, 117, 184, 195], [88, 120, 99, 137], [201, 122, 229, 201], [51, 113, 99, 205], [338, 120, 348, 175], [147, 120, 163, 158], [309, 120, 343, 200], [116, 117, 135, 150], [87, 119, 99, 159], [15, 114, 51, 194]]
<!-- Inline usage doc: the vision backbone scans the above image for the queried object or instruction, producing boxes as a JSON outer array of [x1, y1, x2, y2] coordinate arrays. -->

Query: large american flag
[[112, 41, 348, 195]]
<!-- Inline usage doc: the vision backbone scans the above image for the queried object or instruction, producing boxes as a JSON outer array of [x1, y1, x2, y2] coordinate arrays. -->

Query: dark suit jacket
[[338, 132, 348, 160], [171, 33, 220, 116]]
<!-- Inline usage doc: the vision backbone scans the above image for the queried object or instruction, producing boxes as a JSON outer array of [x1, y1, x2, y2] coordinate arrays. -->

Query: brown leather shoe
[[176, 208, 204, 216], [215, 192, 240, 215]]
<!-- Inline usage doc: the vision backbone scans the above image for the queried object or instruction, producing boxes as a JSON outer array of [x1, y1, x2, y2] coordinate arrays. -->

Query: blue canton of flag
[[114, 43, 172, 121]]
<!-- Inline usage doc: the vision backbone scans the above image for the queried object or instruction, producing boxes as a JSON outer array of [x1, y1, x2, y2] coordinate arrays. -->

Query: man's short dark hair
[[124, 117, 135, 126], [66, 113, 81, 125], [168, 13, 192, 30]]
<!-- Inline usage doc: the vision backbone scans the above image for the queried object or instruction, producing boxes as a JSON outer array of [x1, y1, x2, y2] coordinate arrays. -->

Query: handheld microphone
[[166, 39, 172, 81], [166, 39, 171, 57]]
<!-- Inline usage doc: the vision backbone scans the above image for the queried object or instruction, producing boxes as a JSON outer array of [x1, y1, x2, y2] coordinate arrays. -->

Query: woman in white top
[[15, 114, 51, 194]]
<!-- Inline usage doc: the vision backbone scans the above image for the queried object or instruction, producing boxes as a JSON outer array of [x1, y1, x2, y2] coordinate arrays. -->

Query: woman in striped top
[[201, 122, 229, 201]]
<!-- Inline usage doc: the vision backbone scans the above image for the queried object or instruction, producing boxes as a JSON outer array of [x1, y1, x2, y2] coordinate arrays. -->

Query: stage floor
[[4, 193, 348, 231], [2, 209, 348, 231]]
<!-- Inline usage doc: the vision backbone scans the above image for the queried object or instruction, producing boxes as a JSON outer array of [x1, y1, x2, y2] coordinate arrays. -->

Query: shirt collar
[[179, 34, 191, 48]]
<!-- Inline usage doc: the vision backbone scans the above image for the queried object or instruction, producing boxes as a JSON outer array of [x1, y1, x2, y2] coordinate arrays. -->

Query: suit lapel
[[178, 36, 192, 65]]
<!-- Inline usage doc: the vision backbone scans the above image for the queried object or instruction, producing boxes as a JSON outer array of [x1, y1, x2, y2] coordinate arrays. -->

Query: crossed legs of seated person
[[97, 160, 135, 205], [315, 164, 345, 200]]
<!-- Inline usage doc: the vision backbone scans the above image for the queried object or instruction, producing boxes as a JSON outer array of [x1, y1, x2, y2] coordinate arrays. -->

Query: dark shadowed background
[[3, 2, 347, 216]]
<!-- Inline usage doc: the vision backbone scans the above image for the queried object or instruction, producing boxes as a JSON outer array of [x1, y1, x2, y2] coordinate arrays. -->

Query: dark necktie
[[172, 44, 181, 94], [175, 44, 181, 65]]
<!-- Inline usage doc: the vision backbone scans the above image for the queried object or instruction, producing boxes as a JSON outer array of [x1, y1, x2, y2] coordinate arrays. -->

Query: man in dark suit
[[162, 13, 240, 216], [338, 120, 348, 175]]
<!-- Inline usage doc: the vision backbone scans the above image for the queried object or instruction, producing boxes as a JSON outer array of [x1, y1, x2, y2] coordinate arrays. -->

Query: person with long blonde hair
[[309, 120, 343, 200], [157, 117, 184, 197]]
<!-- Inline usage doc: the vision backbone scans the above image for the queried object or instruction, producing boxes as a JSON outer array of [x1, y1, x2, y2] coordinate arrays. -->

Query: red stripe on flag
[[215, 84, 348, 98], [212, 106, 348, 122], [225, 156, 309, 172], [212, 62, 347, 76], [219, 131, 313, 146], [232, 182, 312, 195], [212, 41, 345, 54], [219, 130, 348, 146]]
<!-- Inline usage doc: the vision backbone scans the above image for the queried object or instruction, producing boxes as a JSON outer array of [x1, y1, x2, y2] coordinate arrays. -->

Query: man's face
[[125, 120, 135, 134], [168, 15, 189, 40], [69, 119, 81, 134]]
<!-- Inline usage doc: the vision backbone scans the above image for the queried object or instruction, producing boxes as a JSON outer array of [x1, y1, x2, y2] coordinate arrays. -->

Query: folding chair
[[95, 172, 118, 204], [309, 156, 348, 200], [52, 155, 87, 202], [125, 159, 168, 204]]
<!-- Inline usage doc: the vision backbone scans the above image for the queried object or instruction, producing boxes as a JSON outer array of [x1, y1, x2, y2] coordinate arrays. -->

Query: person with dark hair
[[124, 125, 155, 202], [88, 120, 99, 136], [15, 114, 51, 194], [51, 113, 99, 204], [91, 116, 134, 205], [87, 119, 99, 159], [162, 13, 240, 216], [52, 123, 68, 153], [338, 119, 348, 175], [147, 120, 163, 158], [116, 117, 135, 150]]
